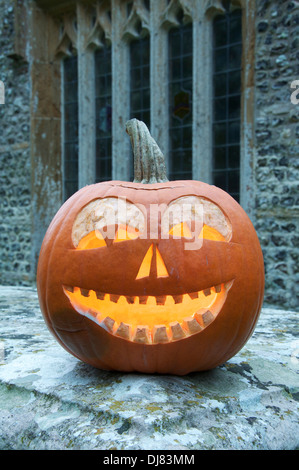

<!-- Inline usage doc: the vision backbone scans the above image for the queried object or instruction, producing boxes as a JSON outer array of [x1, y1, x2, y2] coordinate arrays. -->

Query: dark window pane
[[229, 44, 242, 69], [130, 36, 150, 127], [214, 147, 226, 169], [229, 70, 241, 94], [131, 91, 141, 110], [95, 45, 112, 183], [183, 31, 192, 55], [228, 95, 241, 119], [183, 125, 192, 144], [228, 145, 240, 168], [64, 181, 78, 200], [171, 58, 181, 80], [169, 21, 193, 180], [213, 123, 226, 146], [214, 17, 228, 48], [230, 11, 242, 44], [214, 73, 227, 97], [228, 169, 240, 194], [64, 157, 78, 181], [63, 55, 78, 201], [228, 121, 240, 143], [130, 35, 150, 180], [143, 88, 150, 109], [64, 142, 79, 162], [214, 48, 227, 72], [214, 98, 226, 121], [170, 31, 181, 58], [183, 55, 192, 76], [212, 9, 242, 202], [143, 65, 150, 87], [214, 171, 227, 190], [64, 80, 78, 103]]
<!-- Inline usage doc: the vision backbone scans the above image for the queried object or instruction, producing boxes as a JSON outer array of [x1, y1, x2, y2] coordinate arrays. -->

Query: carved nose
[[136, 244, 169, 280]]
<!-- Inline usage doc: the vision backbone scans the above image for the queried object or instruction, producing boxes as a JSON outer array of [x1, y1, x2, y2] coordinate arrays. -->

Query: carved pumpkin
[[37, 119, 264, 375]]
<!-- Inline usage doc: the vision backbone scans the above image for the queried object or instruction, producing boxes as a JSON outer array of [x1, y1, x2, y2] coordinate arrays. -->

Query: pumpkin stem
[[126, 118, 169, 184]]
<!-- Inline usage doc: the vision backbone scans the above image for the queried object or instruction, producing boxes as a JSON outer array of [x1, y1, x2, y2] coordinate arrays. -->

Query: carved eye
[[72, 197, 145, 248], [77, 230, 107, 250], [199, 225, 226, 242], [169, 222, 193, 238], [161, 196, 232, 242], [113, 224, 140, 243]]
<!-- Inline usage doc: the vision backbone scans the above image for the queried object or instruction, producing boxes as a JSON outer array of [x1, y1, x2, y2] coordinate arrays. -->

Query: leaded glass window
[[95, 45, 112, 183], [130, 35, 150, 179], [168, 16, 193, 181], [212, 8, 242, 201], [130, 36, 150, 127], [63, 55, 78, 200]]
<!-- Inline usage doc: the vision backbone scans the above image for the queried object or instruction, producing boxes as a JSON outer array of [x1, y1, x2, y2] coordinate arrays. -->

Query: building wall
[[254, 0, 299, 309], [0, 0, 32, 285], [0, 0, 298, 309]]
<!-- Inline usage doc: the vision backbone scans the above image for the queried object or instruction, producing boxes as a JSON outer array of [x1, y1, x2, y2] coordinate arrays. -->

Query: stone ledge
[[0, 286, 298, 450]]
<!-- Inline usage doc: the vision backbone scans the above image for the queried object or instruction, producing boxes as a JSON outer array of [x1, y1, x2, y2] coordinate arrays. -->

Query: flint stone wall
[[0, 286, 298, 450], [254, 0, 299, 309], [0, 0, 32, 286]]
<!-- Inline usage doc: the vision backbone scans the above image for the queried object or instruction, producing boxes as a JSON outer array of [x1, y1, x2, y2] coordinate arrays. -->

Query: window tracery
[[161, 0, 192, 29], [55, 14, 78, 58], [32, 0, 254, 212], [86, 1, 112, 50], [122, 0, 150, 42]]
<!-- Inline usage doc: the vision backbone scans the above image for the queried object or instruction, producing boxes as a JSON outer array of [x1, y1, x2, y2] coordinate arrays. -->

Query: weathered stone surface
[[0, 286, 298, 450]]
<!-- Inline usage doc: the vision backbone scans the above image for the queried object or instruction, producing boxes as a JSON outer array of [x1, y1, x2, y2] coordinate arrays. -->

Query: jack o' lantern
[[37, 119, 264, 375]]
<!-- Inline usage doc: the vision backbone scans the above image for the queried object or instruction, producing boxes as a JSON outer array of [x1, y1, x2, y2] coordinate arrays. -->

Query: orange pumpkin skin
[[37, 178, 264, 375]]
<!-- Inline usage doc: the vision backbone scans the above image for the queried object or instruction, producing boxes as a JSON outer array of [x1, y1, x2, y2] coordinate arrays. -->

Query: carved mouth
[[63, 280, 233, 344]]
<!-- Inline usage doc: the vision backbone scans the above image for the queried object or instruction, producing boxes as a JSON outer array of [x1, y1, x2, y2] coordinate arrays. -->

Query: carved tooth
[[139, 296, 148, 304], [115, 322, 131, 340], [80, 288, 90, 297], [87, 308, 98, 319], [182, 316, 203, 334], [100, 316, 115, 333], [203, 288, 211, 297], [215, 284, 222, 293], [196, 310, 214, 328], [133, 326, 150, 343], [110, 294, 120, 303], [224, 280, 234, 291], [147, 296, 156, 306], [153, 325, 169, 343], [188, 292, 199, 300], [165, 295, 175, 306], [126, 296, 135, 304], [96, 291, 105, 300], [169, 321, 186, 340], [155, 295, 166, 305], [64, 285, 74, 293], [173, 294, 183, 304]]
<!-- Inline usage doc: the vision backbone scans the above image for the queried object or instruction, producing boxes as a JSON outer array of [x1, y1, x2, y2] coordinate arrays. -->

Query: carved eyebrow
[[72, 197, 145, 247], [161, 196, 232, 241]]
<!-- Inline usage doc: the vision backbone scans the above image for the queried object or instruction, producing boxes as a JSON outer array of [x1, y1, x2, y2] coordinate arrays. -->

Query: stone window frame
[[31, 0, 255, 268]]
